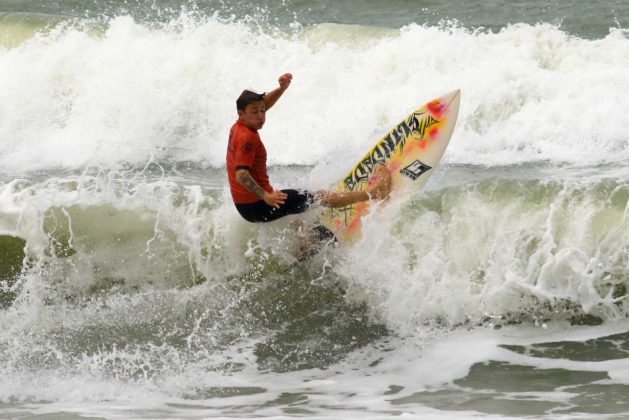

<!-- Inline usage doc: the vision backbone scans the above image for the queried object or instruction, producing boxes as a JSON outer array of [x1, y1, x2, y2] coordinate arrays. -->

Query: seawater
[[1, 1, 629, 419]]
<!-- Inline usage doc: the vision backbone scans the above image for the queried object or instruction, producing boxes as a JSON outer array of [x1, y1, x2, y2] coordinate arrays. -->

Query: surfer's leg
[[291, 220, 338, 261], [235, 189, 315, 223], [315, 165, 391, 208]]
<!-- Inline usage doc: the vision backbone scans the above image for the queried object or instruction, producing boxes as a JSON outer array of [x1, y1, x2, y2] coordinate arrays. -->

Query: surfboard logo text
[[400, 160, 432, 180], [342, 112, 439, 191]]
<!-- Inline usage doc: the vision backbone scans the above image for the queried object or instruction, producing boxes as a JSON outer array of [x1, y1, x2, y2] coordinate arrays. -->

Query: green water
[[0, 0, 627, 38]]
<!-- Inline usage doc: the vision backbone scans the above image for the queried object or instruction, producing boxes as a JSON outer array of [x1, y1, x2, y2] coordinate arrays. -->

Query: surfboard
[[319, 90, 461, 243]]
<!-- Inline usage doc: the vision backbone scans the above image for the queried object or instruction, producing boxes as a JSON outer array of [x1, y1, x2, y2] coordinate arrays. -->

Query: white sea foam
[[0, 15, 628, 174], [339, 177, 629, 333], [3, 318, 628, 419]]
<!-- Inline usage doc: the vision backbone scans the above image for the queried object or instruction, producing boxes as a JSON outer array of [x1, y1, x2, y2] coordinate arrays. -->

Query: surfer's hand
[[263, 190, 288, 208], [278, 73, 292, 91]]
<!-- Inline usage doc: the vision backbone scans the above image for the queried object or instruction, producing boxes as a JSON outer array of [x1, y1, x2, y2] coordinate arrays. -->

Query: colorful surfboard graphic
[[320, 90, 461, 242]]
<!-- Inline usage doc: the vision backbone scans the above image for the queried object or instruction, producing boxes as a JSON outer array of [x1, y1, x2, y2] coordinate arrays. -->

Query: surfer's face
[[238, 101, 266, 131]]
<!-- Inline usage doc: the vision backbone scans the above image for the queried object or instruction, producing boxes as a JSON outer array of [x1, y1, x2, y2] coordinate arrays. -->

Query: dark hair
[[236, 90, 265, 111]]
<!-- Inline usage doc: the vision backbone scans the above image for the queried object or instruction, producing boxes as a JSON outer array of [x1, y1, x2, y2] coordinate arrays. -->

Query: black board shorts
[[235, 189, 317, 223]]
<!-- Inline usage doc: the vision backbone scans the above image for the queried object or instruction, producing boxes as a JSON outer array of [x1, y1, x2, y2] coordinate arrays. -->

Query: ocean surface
[[1, 0, 629, 419]]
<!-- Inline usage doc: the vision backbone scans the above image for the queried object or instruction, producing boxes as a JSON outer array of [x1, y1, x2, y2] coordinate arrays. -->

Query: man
[[226, 73, 391, 224]]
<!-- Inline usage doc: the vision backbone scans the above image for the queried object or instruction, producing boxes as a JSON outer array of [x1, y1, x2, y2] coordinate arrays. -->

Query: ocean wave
[[1, 171, 628, 328], [0, 14, 628, 173]]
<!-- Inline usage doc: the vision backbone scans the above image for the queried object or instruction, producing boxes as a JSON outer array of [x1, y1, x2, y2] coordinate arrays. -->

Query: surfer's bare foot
[[368, 165, 391, 200]]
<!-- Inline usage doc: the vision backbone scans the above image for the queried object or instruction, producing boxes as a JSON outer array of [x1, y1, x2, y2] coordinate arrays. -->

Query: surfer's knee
[[314, 190, 333, 207], [368, 166, 391, 200]]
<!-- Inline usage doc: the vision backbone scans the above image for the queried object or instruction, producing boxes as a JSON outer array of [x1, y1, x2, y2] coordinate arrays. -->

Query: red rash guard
[[226, 120, 273, 204]]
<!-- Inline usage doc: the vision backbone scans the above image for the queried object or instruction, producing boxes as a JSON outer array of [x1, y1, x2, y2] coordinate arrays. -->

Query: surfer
[[226, 73, 391, 224]]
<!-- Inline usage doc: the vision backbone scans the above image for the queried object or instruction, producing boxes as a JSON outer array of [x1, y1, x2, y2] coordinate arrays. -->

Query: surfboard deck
[[319, 90, 461, 243]]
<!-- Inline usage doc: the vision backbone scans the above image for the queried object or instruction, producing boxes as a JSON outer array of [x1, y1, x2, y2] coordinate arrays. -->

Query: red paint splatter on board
[[419, 140, 427, 149], [348, 217, 361, 230], [427, 100, 444, 116], [429, 128, 439, 139]]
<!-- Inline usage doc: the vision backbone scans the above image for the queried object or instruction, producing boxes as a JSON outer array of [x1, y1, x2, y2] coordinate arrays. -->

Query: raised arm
[[264, 73, 292, 111]]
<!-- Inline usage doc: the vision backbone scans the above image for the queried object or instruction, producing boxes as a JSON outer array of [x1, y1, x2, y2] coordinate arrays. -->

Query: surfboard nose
[[441, 89, 461, 109], [428, 89, 461, 118]]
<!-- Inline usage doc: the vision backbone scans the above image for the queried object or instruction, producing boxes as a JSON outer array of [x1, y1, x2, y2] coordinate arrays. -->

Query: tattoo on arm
[[237, 170, 266, 198]]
